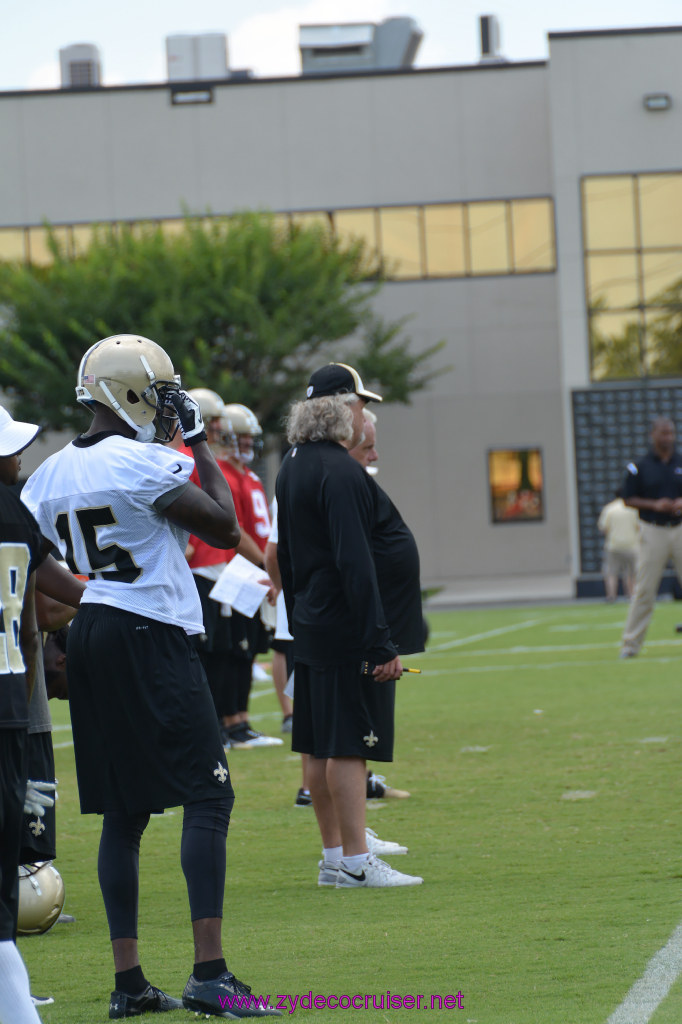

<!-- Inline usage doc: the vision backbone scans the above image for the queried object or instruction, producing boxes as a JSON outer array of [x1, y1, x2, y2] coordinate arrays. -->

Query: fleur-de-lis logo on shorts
[[29, 818, 45, 837], [213, 763, 228, 784], [363, 731, 379, 748]]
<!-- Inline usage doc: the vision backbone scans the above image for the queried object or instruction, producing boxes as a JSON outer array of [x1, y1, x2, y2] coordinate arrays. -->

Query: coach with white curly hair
[[275, 363, 423, 889]]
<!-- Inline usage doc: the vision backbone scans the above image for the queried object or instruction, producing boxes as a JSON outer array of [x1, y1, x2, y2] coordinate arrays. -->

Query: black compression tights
[[98, 798, 232, 940]]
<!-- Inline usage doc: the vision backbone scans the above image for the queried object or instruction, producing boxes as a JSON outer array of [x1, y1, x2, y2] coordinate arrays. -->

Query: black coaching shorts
[[67, 605, 234, 815], [20, 730, 57, 863], [229, 610, 272, 661], [0, 728, 26, 940], [191, 574, 233, 655], [292, 661, 395, 762]]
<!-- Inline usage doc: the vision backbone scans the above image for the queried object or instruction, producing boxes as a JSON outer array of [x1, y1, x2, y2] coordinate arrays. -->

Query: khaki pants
[[621, 521, 682, 655]]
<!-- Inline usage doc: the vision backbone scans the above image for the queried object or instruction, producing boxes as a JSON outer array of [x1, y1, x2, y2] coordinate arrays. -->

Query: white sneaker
[[317, 860, 339, 887], [252, 663, 272, 682], [336, 854, 423, 888], [228, 725, 283, 749], [244, 732, 283, 748], [365, 827, 408, 855]]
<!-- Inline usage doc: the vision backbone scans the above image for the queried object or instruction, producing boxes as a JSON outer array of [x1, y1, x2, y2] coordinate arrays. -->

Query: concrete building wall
[[549, 28, 682, 393], [547, 27, 682, 577], [0, 63, 549, 225], [371, 273, 567, 584]]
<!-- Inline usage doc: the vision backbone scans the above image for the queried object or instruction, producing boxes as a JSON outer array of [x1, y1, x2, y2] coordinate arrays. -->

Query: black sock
[[194, 958, 227, 981], [115, 965, 147, 995]]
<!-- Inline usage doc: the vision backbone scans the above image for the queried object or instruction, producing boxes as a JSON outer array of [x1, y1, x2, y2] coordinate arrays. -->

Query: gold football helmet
[[76, 334, 181, 443], [17, 862, 65, 936], [222, 404, 263, 463], [187, 388, 225, 420]]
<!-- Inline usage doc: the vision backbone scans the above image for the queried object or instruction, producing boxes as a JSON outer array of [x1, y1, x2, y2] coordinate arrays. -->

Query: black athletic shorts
[[191, 575, 233, 654], [20, 730, 56, 863], [67, 605, 234, 815], [0, 728, 26, 940], [229, 611, 272, 661], [292, 661, 395, 762]]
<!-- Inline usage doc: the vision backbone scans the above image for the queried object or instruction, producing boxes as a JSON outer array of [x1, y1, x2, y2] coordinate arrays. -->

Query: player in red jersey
[[215, 406, 281, 749]]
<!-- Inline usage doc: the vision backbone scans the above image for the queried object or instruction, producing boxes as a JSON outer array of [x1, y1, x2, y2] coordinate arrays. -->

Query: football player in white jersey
[[22, 336, 280, 1020]]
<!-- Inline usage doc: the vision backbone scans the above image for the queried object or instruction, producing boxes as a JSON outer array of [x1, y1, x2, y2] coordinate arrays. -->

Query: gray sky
[[2, 0, 681, 90]]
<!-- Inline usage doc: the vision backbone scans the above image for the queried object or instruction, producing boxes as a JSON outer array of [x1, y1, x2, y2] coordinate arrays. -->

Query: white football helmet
[[76, 334, 181, 443], [222, 404, 263, 463], [187, 388, 225, 420], [17, 862, 65, 936]]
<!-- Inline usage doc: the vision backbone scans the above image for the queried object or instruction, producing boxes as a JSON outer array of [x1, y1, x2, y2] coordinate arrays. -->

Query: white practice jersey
[[22, 433, 204, 634], [268, 496, 292, 641]]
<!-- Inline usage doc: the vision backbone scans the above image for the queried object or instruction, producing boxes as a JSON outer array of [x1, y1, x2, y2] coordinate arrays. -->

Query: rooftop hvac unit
[[479, 15, 506, 63], [299, 17, 422, 75], [166, 33, 229, 81], [59, 44, 102, 88]]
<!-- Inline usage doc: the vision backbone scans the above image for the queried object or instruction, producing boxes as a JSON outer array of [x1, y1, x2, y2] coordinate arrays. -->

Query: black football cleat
[[183, 971, 281, 1017], [109, 983, 183, 1018]]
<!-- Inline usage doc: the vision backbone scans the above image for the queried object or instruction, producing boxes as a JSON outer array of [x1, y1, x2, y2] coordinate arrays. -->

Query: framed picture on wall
[[488, 448, 544, 523]]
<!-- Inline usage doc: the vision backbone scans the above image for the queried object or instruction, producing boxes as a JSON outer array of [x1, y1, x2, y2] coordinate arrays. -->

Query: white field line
[[425, 638, 682, 659], [434, 656, 682, 674], [427, 619, 542, 652], [549, 622, 625, 632], [606, 924, 682, 1024], [249, 687, 275, 700]]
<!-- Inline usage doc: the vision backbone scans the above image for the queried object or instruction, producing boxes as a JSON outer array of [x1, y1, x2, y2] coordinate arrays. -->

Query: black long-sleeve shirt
[[276, 439, 415, 667]]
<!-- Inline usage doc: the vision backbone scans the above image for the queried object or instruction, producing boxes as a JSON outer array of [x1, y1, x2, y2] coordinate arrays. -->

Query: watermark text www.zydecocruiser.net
[[217, 991, 465, 1013]]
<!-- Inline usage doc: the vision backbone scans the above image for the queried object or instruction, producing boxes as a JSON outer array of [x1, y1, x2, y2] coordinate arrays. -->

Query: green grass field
[[21, 598, 682, 1023]]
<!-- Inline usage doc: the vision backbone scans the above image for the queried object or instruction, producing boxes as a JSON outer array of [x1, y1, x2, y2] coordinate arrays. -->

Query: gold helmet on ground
[[17, 862, 65, 936]]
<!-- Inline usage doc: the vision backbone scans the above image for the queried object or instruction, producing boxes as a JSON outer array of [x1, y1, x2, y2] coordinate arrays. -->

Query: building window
[[468, 201, 510, 275], [423, 204, 467, 277], [583, 171, 682, 381], [4, 196, 556, 281], [0, 228, 28, 263], [378, 207, 423, 278], [488, 448, 544, 523], [511, 198, 555, 272]]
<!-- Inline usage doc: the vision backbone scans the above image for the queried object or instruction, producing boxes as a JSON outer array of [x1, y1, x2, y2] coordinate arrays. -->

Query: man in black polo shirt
[[276, 364, 423, 888], [620, 417, 682, 658]]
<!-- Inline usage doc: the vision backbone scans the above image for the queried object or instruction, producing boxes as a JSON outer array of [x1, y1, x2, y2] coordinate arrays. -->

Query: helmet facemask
[[236, 434, 264, 464], [144, 379, 181, 444]]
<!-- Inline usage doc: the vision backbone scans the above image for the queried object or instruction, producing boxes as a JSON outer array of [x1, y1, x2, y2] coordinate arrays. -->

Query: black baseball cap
[[305, 363, 382, 403]]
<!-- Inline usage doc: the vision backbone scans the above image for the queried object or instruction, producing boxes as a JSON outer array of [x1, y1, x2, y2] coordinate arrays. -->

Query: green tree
[[0, 213, 444, 436]]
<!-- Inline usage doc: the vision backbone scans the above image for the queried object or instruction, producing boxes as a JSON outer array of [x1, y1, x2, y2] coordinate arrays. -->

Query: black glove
[[168, 390, 207, 446]]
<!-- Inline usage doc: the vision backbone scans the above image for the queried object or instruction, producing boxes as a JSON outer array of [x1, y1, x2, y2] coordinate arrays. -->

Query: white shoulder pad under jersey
[[22, 435, 204, 634]]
